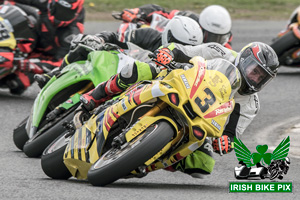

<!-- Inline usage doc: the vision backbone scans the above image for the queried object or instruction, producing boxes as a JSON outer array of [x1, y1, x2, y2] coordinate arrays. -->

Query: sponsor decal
[[180, 74, 190, 89], [211, 119, 221, 131], [190, 61, 205, 98], [208, 74, 223, 87], [66, 99, 73, 104], [208, 44, 226, 56], [121, 98, 127, 111], [203, 100, 233, 118]]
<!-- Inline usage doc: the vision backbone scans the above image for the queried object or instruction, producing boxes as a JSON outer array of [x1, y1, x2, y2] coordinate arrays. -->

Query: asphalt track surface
[[1, 20, 300, 199]]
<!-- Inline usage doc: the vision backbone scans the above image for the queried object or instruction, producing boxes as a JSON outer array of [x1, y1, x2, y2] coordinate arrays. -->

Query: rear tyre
[[87, 121, 174, 186], [13, 117, 29, 150], [41, 132, 71, 179], [23, 108, 76, 158], [270, 30, 300, 59]]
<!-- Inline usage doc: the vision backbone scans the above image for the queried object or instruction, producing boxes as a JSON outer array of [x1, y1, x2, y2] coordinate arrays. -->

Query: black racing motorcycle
[[270, 7, 300, 67]]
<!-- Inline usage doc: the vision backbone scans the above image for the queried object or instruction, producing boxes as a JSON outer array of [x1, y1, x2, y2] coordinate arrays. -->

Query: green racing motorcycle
[[13, 43, 151, 158]]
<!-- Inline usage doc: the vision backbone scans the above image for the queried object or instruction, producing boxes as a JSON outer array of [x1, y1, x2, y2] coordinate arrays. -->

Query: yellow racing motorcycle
[[41, 56, 241, 186]]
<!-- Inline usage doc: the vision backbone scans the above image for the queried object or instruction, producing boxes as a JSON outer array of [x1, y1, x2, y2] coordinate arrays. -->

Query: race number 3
[[195, 88, 216, 113]]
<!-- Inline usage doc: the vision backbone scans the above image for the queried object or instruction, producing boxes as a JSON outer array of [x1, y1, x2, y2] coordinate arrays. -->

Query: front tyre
[[13, 117, 29, 150], [41, 132, 71, 179], [87, 121, 174, 187], [23, 107, 76, 158]]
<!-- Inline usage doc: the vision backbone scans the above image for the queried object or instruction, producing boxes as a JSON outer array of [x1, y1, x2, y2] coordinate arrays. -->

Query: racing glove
[[212, 135, 234, 155], [153, 48, 174, 66], [121, 8, 140, 22], [62, 34, 105, 68], [17, 59, 44, 74]]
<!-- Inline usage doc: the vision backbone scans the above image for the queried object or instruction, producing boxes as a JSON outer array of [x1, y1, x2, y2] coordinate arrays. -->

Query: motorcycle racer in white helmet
[[199, 5, 232, 46]]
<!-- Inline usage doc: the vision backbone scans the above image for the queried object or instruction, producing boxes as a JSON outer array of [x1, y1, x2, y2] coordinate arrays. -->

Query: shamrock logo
[[234, 136, 290, 167]]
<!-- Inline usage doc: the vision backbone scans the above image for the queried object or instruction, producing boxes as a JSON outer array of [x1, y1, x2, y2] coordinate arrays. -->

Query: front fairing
[[64, 110, 107, 179], [27, 51, 120, 138], [159, 56, 241, 137]]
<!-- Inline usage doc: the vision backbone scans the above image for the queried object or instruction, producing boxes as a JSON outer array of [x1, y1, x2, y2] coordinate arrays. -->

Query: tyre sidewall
[[88, 121, 174, 186], [41, 133, 71, 179], [23, 109, 76, 157]]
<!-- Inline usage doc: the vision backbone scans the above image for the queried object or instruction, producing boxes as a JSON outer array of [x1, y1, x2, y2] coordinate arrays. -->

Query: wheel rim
[[92, 124, 158, 170], [46, 134, 69, 154]]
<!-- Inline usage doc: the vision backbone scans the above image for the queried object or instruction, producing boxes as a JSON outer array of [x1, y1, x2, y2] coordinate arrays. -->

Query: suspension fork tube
[[140, 101, 168, 118], [77, 82, 94, 94]]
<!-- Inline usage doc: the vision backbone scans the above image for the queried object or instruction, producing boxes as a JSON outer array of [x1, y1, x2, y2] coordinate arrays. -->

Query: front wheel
[[13, 117, 29, 150], [87, 121, 174, 186], [23, 107, 77, 158], [41, 132, 71, 179]]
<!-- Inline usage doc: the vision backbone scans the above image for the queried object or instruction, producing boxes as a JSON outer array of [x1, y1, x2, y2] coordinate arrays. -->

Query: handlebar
[[148, 52, 193, 72], [111, 12, 123, 20]]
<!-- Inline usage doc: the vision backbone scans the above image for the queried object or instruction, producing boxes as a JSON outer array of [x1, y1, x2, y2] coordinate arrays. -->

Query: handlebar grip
[[148, 52, 156, 59], [111, 12, 122, 20]]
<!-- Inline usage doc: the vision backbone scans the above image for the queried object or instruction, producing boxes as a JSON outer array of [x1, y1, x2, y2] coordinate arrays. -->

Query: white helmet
[[199, 5, 232, 45], [162, 16, 203, 46]]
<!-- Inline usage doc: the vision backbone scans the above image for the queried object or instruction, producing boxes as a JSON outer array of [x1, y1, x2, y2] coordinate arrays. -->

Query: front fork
[[112, 101, 169, 149]]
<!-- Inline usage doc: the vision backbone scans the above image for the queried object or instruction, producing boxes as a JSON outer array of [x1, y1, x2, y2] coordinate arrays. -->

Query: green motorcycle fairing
[[27, 50, 120, 138]]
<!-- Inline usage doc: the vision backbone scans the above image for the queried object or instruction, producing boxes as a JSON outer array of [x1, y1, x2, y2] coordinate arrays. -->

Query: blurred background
[[83, 0, 299, 21]]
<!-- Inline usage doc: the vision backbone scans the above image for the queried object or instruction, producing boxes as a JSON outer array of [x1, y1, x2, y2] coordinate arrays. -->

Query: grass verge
[[84, 0, 300, 21]]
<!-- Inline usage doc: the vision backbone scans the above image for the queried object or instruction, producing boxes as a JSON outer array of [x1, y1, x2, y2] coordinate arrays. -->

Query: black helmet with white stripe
[[236, 42, 279, 95]]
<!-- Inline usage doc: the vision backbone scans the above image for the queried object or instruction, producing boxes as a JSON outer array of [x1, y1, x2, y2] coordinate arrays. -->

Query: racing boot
[[80, 74, 123, 111], [164, 138, 215, 178], [34, 68, 61, 89]]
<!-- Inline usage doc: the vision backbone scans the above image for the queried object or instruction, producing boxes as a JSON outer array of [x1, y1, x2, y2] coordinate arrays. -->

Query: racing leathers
[[2, 0, 84, 94], [79, 42, 260, 177], [34, 28, 163, 89], [63, 28, 162, 67]]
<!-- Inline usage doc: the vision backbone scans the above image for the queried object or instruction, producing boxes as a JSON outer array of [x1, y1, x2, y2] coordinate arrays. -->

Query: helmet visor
[[203, 30, 231, 45], [239, 55, 274, 92]]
